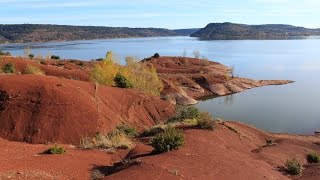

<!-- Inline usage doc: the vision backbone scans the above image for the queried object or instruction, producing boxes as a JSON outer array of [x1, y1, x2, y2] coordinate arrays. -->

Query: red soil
[[0, 56, 91, 81], [103, 122, 320, 180], [0, 75, 175, 144], [0, 137, 128, 180]]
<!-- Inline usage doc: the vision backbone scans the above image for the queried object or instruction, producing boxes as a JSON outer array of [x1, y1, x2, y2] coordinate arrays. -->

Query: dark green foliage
[[2, 63, 16, 73], [95, 58, 104, 61], [191, 22, 320, 40], [151, 126, 184, 153], [29, 54, 34, 59], [197, 112, 215, 130], [42, 145, 66, 154], [307, 152, 320, 163], [153, 53, 160, 58], [117, 124, 138, 137], [51, 55, 60, 60], [114, 73, 133, 88], [285, 159, 302, 175], [168, 106, 201, 123], [0, 24, 178, 43]]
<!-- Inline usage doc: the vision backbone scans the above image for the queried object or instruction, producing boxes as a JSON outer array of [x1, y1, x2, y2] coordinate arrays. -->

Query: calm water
[[1, 36, 319, 134]]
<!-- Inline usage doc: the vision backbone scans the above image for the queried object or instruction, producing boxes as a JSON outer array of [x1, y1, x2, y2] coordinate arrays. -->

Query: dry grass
[[23, 65, 45, 75], [81, 130, 134, 150]]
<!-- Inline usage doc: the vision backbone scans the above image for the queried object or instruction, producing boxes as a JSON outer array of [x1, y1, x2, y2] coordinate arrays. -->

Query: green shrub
[[168, 106, 201, 123], [197, 112, 215, 130], [307, 152, 320, 163], [285, 158, 302, 175], [117, 124, 138, 137], [153, 53, 160, 58], [51, 55, 60, 60], [114, 73, 133, 88], [42, 145, 66, 154], [151, 126, 184, 153], [29, 54, 34, 59], [2, 63, 16, 73]]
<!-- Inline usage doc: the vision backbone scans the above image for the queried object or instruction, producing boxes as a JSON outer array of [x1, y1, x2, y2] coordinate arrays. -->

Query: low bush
[[29, 54, 35, 59], [23, 65, 45, 75], [2, 63, 16, 73], [307, 152, 320, 163], [151, 126, 184, 153], [197, 112, 215, 130], [51, 55, 60, 60], [153, 53, 160, 58], [117, 124, 138, 137], [265, 139, 274, 146], [168, 106, 201, 123], [114, 73, 133, 88], [42, 145, 66, 154], [285, 158, 302, 175]]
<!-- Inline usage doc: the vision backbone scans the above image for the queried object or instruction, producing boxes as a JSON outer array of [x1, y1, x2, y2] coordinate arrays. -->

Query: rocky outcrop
[[146, 57, 293, 105]]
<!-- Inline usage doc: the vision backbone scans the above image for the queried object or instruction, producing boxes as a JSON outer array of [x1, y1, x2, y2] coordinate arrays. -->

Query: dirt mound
[[146, 57, 293, 105], [103, 121, 320, 180], [0, 75, 175, 144]]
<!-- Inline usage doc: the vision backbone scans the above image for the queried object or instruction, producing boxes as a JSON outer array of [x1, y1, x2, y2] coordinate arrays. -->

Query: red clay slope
[[0, 75, 175, 144], [104, 122, 320, 180]]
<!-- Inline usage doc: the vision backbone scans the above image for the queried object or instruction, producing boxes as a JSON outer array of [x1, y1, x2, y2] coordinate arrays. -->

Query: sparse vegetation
[[23, 47, 31, 58], [81, 130, 134, 150], [42, 145, 66, 154], [193, 50, 200, 59], [2, 63, 16, 73], [151, 126, 184, 153], [0, 50, 11, 56], [307, 152, 320, 163], [114, 73, 133, 88], [265, 139, 274, 146], [23, 65, 45, 75], [285, 158, 302, 175]]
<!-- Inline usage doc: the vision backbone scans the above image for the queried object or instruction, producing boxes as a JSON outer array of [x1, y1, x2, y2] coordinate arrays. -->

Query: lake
[[1, 36, 319, 135]]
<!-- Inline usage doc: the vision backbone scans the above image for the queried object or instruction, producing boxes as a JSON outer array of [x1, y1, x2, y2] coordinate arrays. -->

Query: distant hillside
[[191, 22, 320, 40], [0, 24, 180, 43], [173, 28, 200, 36]]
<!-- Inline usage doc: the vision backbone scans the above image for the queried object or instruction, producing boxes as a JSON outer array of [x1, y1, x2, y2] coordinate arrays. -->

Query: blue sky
[[0, 0, 319, 29]]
